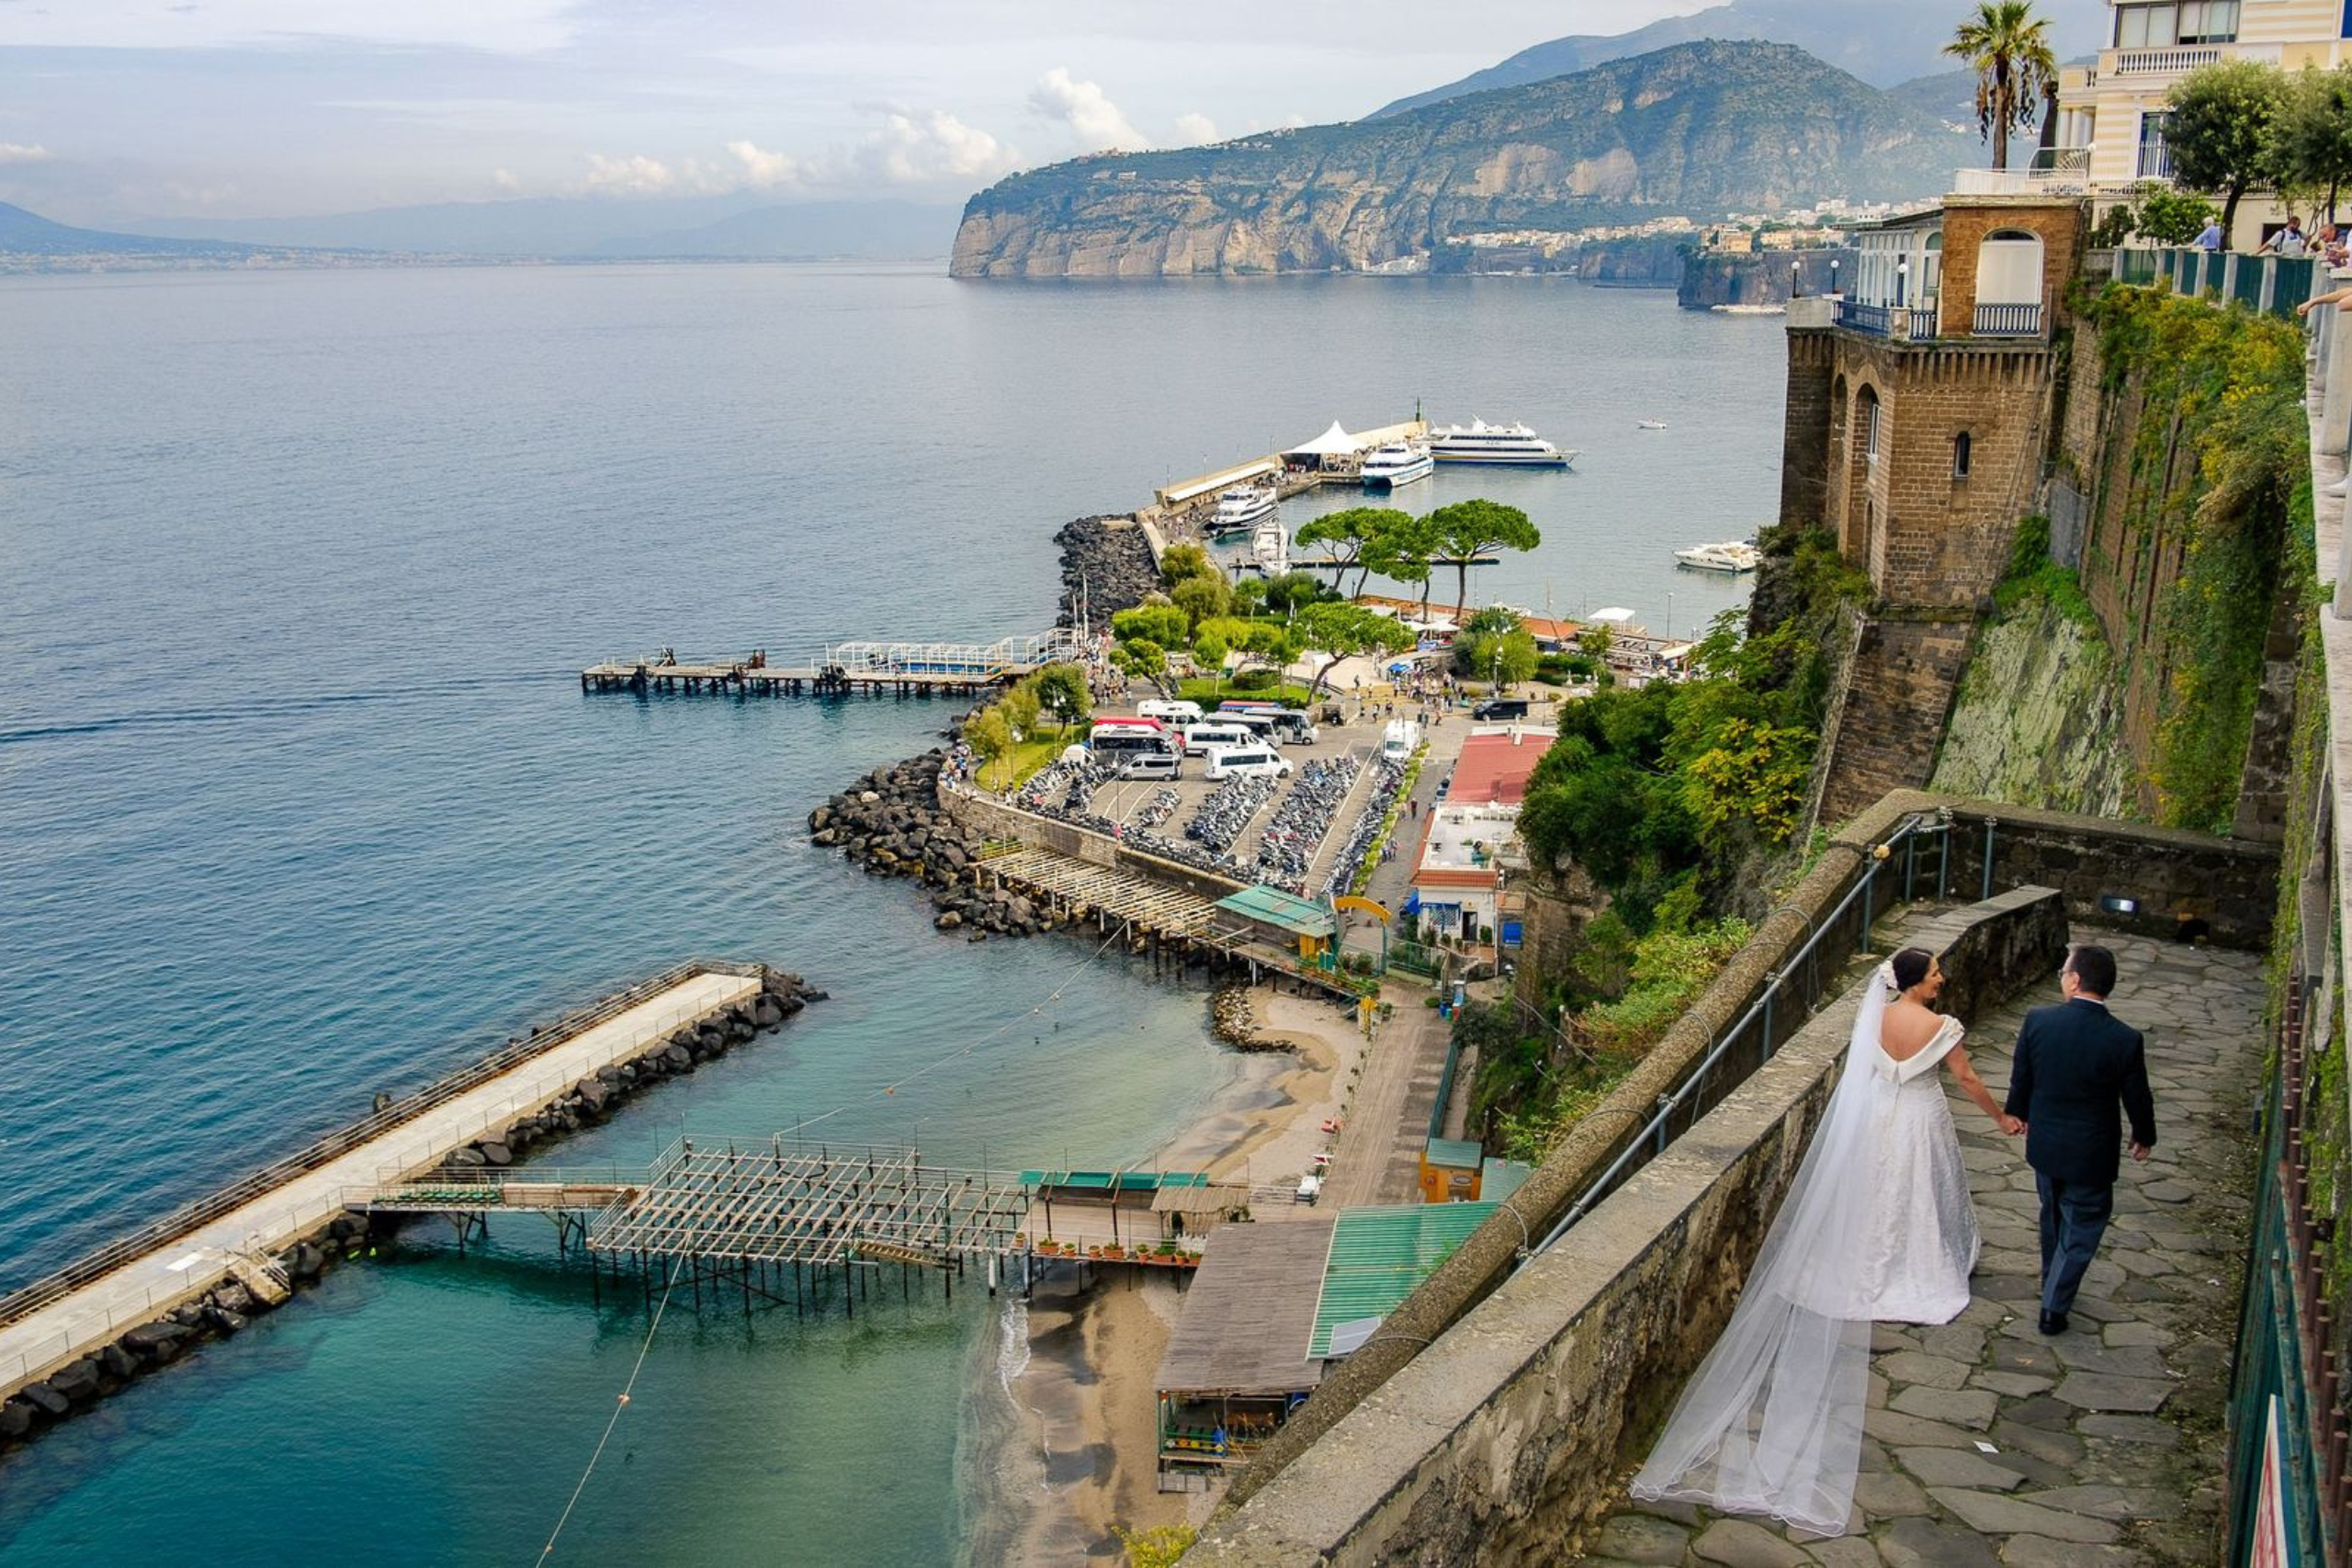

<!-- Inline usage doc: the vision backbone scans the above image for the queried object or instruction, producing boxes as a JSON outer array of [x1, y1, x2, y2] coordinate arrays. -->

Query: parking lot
[[1011, 705, 1428, 901]]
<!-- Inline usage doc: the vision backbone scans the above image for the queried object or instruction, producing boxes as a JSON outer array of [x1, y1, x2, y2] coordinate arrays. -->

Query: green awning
[[1018, 1169, 1214, 1190], [1423, 1137, 1483, 1169], [1214, 886, 1340, 939], [1308, 1201, 1497, 1358]]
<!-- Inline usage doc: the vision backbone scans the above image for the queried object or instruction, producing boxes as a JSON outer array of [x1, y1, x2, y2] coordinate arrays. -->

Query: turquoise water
[[0, 265, 1783, 1562]]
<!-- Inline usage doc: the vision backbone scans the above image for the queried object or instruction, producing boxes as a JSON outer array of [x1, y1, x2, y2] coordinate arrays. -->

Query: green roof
[[1214, 886, 1340, 938], [1424, 1137, 1483, 1169], [1017, 1169, 1213, 1191], [1307, 1201, 1498, 1358]]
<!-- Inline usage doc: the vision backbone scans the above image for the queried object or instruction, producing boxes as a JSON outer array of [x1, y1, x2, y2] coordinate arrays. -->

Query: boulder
[[445, 1145, 487, 1168], [96, 1343, 139, 1379], [206, 1306, 249, 1334], [0, 1399, 34, 1439], [46, 1359, 101, 1403], [936, 910, 963, 930], [122, 1321, 193, 1359], [213, 1282, 256, 1315], [808, 805, 833, 832], [479, 1142, 514, 1168], [286, 1242, 327, 1280], [662, 1043, 693, 1071], [20, 1383, 69, 1418], [595, 1065, 627, 1086]]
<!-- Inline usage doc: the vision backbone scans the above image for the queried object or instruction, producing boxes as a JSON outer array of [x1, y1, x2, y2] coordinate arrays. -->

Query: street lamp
[[1896, 257, 1910, 308], [1829, 256, 1840, 296]]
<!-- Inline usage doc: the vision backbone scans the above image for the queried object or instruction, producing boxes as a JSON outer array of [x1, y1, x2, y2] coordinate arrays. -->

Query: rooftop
[[1216, 885, 1340, 939], [1447, 731, 1549, 807], [1157, 1218, 1336, 1397], [1308, 1201, 1498, 1359]]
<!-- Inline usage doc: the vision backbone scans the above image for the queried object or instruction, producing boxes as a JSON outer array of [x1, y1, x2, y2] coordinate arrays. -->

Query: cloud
[[0, 1, 577, 54], [582, 152, 690, 197], [843, 110, 1019, 186], [1027, 68, 1148, 152], [0, 143, 53, 164], [726, 140, 802, 190], [1170, 113, 1219, 148]]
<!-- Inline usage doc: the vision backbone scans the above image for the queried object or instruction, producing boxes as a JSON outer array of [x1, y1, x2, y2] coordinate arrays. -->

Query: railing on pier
[[0, 959, 769, 1329], [820, 629, 1086, 680]]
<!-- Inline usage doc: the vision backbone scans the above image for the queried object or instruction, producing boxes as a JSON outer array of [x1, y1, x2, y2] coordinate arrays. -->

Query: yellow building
[[2055, 1, 2352, 244]]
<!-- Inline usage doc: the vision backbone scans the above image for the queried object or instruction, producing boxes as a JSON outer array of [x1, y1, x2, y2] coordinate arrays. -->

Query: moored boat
[[1673, 539, 1762, 574], [1210, 484, 1279, 535], [1429, 419, 1575, 468], [1360, 442, 1433, 489], [1250, 518, 1290, 576]]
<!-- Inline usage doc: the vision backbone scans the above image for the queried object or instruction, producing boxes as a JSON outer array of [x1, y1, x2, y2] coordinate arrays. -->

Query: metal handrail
[[0, 958, 770, 1327], [1525, 814, 1948, 1261]]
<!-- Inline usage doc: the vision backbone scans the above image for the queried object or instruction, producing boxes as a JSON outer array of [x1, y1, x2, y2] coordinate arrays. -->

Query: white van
[[1112, 750, 1182, 779], [1201, 744, 1294, 781], [1181, 722, 1252, 756], [1382, 719, 1422, 762], [1137, 699, 1204, 725]]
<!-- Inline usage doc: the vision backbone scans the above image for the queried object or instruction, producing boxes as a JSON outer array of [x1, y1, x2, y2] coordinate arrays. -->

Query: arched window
[[1975, 230, 2046, 334], [1952, 432, 1973, 479], [1861, 389, 1882, 460]]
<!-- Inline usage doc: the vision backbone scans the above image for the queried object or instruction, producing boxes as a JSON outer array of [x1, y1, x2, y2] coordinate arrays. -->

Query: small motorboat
[[1673, 539, 1762, 574], [1636, 419, 1668, 430]]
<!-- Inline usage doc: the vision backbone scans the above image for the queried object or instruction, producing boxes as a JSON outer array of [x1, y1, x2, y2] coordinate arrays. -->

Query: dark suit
[[2004, 996, 2157, 1318]]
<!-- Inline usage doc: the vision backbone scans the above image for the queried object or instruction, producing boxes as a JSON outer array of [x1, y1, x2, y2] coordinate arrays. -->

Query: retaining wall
[[1191, 887, 2067, 1563]]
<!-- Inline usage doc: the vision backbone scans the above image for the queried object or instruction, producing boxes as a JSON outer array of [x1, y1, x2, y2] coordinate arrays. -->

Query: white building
[[2054, 1, 2352, 244]]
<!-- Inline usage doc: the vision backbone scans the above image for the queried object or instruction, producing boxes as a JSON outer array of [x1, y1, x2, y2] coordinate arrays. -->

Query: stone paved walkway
[[1589, 930, 2265, 1567]]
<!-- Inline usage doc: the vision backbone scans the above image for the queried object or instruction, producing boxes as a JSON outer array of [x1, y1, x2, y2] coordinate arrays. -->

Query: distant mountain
[[954, 41, 1973, 279], [585, 201, 959, 260], [140, 195, 961, 260], [0, 201, 280, 258], [1369, 0, 2101, 115]]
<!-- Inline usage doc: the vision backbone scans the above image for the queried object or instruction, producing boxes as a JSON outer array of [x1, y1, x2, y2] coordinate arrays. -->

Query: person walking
[[2194, 217, 2224, 253], [2003, 943, 2156, 1336]]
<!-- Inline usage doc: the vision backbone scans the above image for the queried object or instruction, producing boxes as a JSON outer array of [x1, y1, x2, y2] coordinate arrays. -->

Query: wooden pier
[[0, 964, 767, 1401], [582, 630, 1088, 698]]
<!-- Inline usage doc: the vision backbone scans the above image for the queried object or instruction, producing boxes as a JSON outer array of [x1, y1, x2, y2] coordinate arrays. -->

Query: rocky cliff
[[951, 42, 1971, 279], [1928, 593, 2132, 818]]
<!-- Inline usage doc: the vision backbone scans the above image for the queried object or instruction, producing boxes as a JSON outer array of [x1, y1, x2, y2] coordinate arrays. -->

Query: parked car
[[1473, 698, 1529, 721]]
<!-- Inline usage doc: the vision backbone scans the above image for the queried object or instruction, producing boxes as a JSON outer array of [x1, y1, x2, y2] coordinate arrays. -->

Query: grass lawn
[[978, 728, 1079, 792]]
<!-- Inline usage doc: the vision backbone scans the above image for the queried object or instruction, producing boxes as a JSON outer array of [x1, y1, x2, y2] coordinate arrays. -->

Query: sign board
[[1500, 921, 1524, 947]]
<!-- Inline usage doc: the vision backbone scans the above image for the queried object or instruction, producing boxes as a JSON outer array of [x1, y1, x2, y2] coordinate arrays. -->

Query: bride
[[1630, 946, 2021, 1536]]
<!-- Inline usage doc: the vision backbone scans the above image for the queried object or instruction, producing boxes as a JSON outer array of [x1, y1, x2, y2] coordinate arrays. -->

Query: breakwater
[[1054, 513, 1161, 625], [0, 964, 822, 1452], [809, 750, 1064, 940]]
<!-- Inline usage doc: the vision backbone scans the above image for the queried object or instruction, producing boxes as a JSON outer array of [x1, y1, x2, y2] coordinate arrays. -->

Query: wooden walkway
[[985, 847, 1226, 942], [0, 968, 763, 1400], [582, 630, 1089, 697]]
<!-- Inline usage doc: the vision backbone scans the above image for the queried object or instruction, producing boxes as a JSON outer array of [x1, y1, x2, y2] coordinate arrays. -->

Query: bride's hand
[[2000, 1114, 2025, 1136]]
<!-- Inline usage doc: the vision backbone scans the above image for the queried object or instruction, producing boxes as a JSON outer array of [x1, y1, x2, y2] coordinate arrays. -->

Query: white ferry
[[1360, 442, 1434, 489], [1673, 539, 1762, 574], [1210, 484, 1278, 535], [1427, 419, 1576, 468]]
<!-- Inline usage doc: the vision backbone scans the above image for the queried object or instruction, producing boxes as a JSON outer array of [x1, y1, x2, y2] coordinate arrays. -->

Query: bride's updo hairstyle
[[1889, 947, 1935, 994]]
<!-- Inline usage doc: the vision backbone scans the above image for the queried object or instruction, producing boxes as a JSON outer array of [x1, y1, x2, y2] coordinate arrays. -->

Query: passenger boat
[[1359, 442, 1434, 489], [1636, 419, 1669, 430], [1672, 539, 1762, 574], [1210, 484, 1279, 535], [1428, 419, 1576, 468]]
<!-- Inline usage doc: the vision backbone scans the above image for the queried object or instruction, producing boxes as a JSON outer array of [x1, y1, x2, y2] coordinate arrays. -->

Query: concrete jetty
[[0, 964, 767, 1404]]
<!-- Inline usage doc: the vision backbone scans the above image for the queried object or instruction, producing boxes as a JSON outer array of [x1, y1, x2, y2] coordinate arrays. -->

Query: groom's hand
[[2131, 1142, 2151, 1161], [2001, 1115, 2025, 1136]]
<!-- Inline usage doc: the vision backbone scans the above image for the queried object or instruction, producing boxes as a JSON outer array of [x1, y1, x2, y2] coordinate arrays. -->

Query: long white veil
[[1628, 962, 1902, 1537]]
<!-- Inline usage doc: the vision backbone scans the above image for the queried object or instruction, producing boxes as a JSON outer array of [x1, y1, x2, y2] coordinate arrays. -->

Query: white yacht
[[1673, 539, 1762, 574], [1359, 442, 1433, 489], [1428, 419, 1575, 468], [1210, 484, 1278, 535], [1250, 517, 1291, 576]]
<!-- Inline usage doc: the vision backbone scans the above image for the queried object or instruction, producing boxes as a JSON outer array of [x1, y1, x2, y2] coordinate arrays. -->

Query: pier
[[0, 963, 770, 1401], [582, 630, 1088, 697]]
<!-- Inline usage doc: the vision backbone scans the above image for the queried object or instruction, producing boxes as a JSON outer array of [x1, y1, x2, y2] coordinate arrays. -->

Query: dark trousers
[[2035, 1171, 2115, 1316]]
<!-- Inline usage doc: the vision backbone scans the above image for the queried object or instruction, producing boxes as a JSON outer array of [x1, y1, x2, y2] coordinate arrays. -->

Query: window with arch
[[1865, 395, 1882, 460], [1953, 432, 1973, 479]]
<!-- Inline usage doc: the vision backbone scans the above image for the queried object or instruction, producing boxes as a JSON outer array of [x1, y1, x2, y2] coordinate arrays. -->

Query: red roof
[[1448, 733, 1546, 807]]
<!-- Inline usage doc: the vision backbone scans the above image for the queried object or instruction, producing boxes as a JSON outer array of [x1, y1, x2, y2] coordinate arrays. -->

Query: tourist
[[2004, 944, 2156, 1337], [2194, 218, 2224, 253], [1632, 948, 2022, 1536], [2318, 223, 2349, 269], [2260, 216, 2310, 258]]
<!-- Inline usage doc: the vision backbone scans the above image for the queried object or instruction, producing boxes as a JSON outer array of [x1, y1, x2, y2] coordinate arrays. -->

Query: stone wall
[[1815, 613, 1975, 826], [1928, 595, 2132, 818], [1778, 329, 1836, 531], [1190, 887, 2067, 1565]]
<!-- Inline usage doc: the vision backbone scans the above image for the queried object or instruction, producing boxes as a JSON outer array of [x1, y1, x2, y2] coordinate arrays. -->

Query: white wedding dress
[[1630, 967, 1981, 1536]]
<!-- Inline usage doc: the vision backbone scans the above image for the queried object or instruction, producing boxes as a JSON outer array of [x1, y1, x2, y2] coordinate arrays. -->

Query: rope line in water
[[537, 1257, 682, 1563]]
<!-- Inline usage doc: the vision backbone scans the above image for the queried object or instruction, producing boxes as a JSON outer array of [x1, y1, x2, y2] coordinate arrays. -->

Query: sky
[[0, 0, 1738, 223]]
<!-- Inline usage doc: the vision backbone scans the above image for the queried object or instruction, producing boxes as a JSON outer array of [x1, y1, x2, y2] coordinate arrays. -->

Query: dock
[[582, 630, 1087, 697], [0, 964, 768, 1401]]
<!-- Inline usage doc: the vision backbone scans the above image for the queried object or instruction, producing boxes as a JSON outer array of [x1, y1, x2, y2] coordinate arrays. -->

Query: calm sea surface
[[0, 263, 1782, 1564]]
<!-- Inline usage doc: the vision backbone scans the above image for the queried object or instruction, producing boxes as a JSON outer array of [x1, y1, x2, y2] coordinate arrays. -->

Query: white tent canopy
[[1284, 421, 1361, 458]]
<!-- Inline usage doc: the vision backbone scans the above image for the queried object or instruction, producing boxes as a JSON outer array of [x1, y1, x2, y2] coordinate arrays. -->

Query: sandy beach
[[981, 987, 1368, 1564]]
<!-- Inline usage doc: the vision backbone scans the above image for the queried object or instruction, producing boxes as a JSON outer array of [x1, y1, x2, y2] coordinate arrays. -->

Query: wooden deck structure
[[582, 630, 1088, 697]]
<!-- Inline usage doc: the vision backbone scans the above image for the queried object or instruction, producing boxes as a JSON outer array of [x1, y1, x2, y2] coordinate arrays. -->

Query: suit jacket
[[2004, 997, 2156, 1186]]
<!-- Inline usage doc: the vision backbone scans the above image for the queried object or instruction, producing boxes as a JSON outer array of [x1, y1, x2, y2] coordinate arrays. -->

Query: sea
[[0, 263, 1784, 1564]]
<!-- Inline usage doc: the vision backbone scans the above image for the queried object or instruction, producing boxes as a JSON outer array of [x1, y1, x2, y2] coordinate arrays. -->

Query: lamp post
[[1829, 256, 1839, 297], [1896, 257, 1910, 308]]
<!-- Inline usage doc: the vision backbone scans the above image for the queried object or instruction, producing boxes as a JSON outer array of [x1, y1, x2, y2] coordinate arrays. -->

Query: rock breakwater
[[1053, 514, 1159, 624], [808, 752, 1057, 940]]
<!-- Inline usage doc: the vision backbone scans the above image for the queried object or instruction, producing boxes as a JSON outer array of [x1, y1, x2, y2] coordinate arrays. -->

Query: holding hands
[[2000, 1114, 2026, 1137]]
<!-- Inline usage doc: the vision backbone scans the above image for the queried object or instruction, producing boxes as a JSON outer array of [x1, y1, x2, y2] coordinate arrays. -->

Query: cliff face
[[951, 42, 1971, 279], [1928, 595, 2132, 818]]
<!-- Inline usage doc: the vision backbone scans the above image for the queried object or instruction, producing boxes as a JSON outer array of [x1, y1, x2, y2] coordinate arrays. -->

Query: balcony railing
[[2112, 248, 2326, 323], [1973, 300, 2045, 337], [1837, 299, 1890, 335], [1951, 149, 2092, 197], [2137, 142, 2177, 181], [2101, 40, 2279, 78]]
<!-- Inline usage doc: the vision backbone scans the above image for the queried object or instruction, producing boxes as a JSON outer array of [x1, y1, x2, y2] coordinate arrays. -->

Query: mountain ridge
[[953, 41, 1973, 280]]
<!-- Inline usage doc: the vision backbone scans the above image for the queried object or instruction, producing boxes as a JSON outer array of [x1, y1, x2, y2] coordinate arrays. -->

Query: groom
[[2003, 944, 2157, 1336]]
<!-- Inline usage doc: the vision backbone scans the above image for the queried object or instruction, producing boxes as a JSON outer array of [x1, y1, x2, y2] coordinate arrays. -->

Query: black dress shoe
[[2039, 1310, 2069, 1336]]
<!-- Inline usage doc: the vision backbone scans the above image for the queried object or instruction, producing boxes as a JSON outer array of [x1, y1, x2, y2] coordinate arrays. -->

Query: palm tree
[[1945, 1, 2058, 173]]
